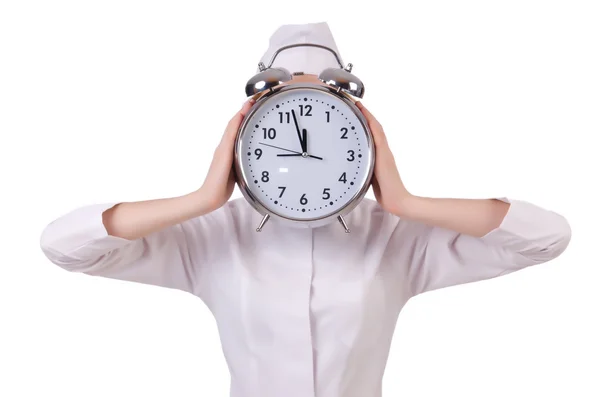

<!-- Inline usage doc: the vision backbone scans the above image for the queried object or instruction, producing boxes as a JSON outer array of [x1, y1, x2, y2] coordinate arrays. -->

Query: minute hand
[[291, 109, 306, 152]]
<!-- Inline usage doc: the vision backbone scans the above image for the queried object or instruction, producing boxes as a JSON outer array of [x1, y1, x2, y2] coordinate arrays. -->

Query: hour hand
[[302, 128, 307, 153]]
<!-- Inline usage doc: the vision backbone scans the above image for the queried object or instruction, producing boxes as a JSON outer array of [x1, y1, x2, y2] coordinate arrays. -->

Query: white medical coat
[[40, 196, 571, 397]]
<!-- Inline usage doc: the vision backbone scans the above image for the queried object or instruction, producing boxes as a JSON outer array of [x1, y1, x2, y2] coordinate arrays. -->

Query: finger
[[356, 103, 389, 148], [230, 98, 255, 124], [356, 101, 376, 124], [213, 97, 257, 174], [355, 100, 368, 113], [240, 98, 255, 116], [356, 101, 384, 131], [221, 98, 256, 143], [224, 98, 255, 129]]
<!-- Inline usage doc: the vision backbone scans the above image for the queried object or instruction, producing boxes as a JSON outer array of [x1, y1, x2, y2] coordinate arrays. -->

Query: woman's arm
[[387, 197, 571, 296], [356, 100, 569, 241], [393, 195, 510, 238], [39, 198, 219, 296], [357, 101, 571, 296], [40, 99, 254, 296], [102, 98, 254, 241], [102, 188, 216, 241]]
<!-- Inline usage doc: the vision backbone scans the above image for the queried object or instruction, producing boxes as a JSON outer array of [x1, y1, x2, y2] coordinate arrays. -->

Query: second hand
[[258, 142, 302, 154], [258, 142, 323, 160]]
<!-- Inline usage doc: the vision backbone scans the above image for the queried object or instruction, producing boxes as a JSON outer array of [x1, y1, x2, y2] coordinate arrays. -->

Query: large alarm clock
[[234, 44, 375, 233]]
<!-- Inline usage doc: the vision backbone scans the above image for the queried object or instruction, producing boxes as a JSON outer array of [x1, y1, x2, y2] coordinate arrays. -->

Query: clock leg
[[256, 214, 270, 232], [337, 215, 350, 233]]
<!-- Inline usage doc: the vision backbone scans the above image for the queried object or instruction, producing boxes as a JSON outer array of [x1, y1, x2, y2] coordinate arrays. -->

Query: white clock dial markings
[[238, 87, 372, 220]]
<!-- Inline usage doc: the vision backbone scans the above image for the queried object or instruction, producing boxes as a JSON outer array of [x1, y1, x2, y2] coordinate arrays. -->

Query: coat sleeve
[[39, 202, 228, 298], [391, 198, 572, 296]]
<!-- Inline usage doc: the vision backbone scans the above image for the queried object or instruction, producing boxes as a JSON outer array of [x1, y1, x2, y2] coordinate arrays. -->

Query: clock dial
[[237, 86, 373, 221]]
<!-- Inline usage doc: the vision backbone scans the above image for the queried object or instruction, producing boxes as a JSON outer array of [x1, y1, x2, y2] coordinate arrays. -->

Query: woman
[[40, 22, 571, 397]]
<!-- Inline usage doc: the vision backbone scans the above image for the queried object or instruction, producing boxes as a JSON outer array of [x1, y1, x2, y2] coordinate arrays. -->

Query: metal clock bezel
[[234, 83, 375, 230]]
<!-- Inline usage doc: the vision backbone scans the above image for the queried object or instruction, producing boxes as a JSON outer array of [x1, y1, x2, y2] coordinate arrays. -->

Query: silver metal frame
[[265, 43, 345, 69], [234, 83, 375, 230]]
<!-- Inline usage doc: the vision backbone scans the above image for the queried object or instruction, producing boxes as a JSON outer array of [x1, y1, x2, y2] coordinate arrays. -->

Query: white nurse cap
[[258, 22, 344, 76]]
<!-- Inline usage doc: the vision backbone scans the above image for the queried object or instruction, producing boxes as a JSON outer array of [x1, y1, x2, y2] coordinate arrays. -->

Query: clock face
[[236, 85, 373, 221]]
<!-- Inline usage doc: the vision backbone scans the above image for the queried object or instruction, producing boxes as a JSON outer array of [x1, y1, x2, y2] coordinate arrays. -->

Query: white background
[[1, 1, 598, 396]]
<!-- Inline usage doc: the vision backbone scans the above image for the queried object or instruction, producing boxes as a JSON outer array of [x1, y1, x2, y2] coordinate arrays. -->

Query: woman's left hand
[[357, 101, 513, 237], [356, 102, 412, 215]]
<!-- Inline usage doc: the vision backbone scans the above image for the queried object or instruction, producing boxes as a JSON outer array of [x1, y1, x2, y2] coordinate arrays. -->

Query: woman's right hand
[[198, 98, 255, 212], [100, 99, 255, 241]]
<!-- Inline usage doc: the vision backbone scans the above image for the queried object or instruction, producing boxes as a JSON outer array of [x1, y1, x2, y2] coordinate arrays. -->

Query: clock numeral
[[300, 193, 308, 205], [326, 111, 330, 123], [278, 186, 286, 198], [261, 171, 270, 183], [322, 188, 331, 200], [299, 104, 312, 116], [339, 172, 347, 183], [262, 127, 276, 139], [340, 127, 348, 139], [347, 150, 355, 162], [279, 112, 291, 124], [254, 148, 262, 160]]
